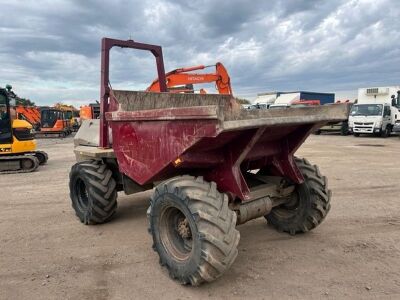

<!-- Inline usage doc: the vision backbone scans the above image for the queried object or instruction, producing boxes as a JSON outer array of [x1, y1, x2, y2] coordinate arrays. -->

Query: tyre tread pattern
[[266, 157, 331, 235], [69, 160, 117, 225], [149, 176, 240, 286]]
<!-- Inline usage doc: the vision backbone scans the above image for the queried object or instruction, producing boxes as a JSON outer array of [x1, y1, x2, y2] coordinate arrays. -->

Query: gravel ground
[[1, 134, 399, 299]]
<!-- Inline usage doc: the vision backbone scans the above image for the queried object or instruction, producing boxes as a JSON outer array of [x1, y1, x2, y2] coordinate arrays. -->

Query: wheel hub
[[177, 218, 191, 239], [159, 206, 193, 261]]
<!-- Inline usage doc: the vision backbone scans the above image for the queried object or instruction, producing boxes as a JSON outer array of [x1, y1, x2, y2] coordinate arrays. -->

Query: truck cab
[[349, 87, 400, 137]]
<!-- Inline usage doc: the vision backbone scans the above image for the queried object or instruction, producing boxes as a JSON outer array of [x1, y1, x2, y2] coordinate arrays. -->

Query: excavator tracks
[[0, 155, 40, 174], [31, 151, 49, 165]]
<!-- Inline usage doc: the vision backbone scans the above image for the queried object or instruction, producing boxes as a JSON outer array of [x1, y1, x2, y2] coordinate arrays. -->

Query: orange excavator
[[79, 103, 100, 121], [16, 106, 41, 130], [146, 62, 233, 95], [35, 107, 71, 138]]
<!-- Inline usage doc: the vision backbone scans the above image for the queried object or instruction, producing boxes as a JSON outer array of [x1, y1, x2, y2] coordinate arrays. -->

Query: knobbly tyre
[[69, 38, 350, 285]]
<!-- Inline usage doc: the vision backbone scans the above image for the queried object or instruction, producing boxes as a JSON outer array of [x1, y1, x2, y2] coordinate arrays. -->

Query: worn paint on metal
[[100, 38, 167, 148], [96, 38, 350, 201], [104, 90, 349, 201]]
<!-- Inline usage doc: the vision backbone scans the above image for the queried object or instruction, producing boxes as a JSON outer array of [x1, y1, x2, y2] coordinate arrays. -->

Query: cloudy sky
[[1, 0, 399, 106]]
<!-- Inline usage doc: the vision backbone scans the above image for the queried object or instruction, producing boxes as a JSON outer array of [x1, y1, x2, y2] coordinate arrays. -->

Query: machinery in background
[[269, 99, 321, 109], [54, 103, 80, 131], [292, 100, 321, 106], [274, 91, 335, 105], [16, 106, 41, 131], [0, 85, 48, 174], [392, 91, 400, 135], [251, 92, 277, 108], [250, 91, 335, 111], [79, 103, 100, 122], [246, 103, 270, 110], [36, 107, 72, 138], [349, 86, 400, 137], [146, 62, 232, 95], [315, 100, 352, 136]]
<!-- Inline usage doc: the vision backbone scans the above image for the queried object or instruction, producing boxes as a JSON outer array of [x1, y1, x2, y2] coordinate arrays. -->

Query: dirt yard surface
[[1, 134, 400, 299]]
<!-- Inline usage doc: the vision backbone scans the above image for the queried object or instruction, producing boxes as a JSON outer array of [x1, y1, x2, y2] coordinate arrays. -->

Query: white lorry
[[349, 86, 400, 137]]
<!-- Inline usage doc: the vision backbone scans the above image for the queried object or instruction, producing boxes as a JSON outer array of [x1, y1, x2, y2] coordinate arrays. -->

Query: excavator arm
[[146, 62, 233, 95], [16, 106, 41, 130]]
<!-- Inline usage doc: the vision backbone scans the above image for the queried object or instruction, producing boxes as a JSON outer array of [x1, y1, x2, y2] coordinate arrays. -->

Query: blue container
[[277, 91, 335, 105]]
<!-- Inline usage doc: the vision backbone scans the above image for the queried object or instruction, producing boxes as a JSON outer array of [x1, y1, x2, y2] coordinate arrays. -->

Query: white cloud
[[0, 0, 399, 105]]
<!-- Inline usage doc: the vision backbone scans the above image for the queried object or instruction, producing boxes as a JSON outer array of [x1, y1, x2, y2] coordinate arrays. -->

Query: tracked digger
[[0, 85, 48, 174], [37, 107, 71, 138]]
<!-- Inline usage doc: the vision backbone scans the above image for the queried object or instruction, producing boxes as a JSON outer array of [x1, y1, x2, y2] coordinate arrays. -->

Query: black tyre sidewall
[[69, 165, 93, 223], [341, 122, 349, 136], [69, 161, 118, 225], [265, 158, 330, 234], [150, 192, 202, 282], [267, 181, 312, 228], [381, 126, 390, 138]]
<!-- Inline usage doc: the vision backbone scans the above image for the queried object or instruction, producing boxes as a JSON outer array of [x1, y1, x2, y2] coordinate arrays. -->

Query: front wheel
[[148, 176, 240, 285], [381, 126, 391, 138], [69, 160, 117, 225], [265, 157, 331, 235], [340, 122, 349, 136]]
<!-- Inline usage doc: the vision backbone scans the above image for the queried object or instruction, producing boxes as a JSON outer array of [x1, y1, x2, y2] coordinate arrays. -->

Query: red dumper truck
[[70, 38, 350, 285]]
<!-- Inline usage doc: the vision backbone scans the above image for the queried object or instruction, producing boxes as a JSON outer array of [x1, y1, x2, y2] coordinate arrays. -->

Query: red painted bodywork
[[105, 103, 311, 201], [98, 38, 322, 202], [99, 38, 167, 148]]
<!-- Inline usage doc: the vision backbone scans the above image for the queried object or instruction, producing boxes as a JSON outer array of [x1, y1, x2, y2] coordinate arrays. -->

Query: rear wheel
[[265, 157, 331, 235], [148, 176, 240, 285], [69, 160, 117, 225]]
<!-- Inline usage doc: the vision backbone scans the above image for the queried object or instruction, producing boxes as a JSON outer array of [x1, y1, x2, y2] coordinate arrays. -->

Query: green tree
[[16, 97, 35, 106], [3, 85, 36, 106]]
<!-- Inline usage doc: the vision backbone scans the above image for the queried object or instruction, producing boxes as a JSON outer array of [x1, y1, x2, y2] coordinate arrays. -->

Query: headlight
[[375, 121, 382, 128]]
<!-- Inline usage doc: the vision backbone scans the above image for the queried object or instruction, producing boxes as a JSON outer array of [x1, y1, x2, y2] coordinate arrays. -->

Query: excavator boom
[[146, 62, 232, 95], [16, 106, 41, 130]]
